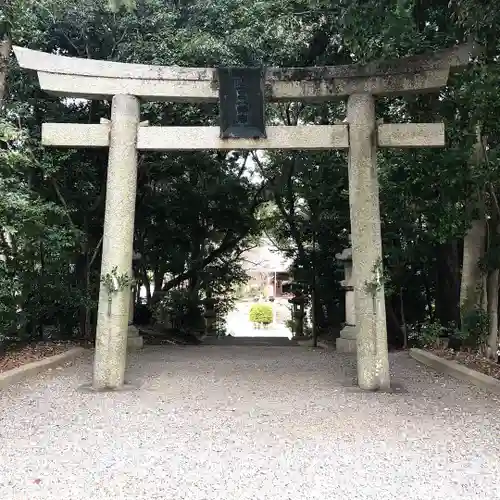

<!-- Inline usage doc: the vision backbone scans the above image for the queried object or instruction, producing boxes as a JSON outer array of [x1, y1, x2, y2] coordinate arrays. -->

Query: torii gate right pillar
[[347, 93, 389, 390]]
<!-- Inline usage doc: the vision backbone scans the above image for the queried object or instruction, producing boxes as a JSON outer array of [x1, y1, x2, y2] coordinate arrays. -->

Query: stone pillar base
[[336, 325, 357, 353], [127, 325, 144, 350], [336, 337, 357, 353]]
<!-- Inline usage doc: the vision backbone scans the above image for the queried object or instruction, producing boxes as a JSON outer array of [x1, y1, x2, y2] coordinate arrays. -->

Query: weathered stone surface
[[14, 43, 478, 102], [139, 125, 349, 150], [37, 71, 217, 102], [42, 123, 110, 148], [12, 46, 215, 80], [410, 348, 500, 396], [337, 243, 357, 353], [335, 247, 352, 261], [377, 123, 445, 148], [339, 254, 355, 326], [127, 287, 143, 350], [267, 43, 478, 81], [347, 93, 390, 391], [42, 123, 350, 150], [44, 122, 445, 151], [269, 70, 451, 100], [127, 325, 144, 350], [0, 347, 86, 389], [336, 336, 357, 353], [339, 324, 357, 340], [344, 284, 356, 326], [16, 43, 476, 82], [33, 67, 450, 102], [93, 95, 140, 391]]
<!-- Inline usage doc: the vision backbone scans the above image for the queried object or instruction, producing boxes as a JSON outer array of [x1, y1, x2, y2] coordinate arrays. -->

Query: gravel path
[[1, 346, 500, 500]]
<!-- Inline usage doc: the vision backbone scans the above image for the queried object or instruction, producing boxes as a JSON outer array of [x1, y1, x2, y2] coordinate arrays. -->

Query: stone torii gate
[[14, 44, 473, 392]]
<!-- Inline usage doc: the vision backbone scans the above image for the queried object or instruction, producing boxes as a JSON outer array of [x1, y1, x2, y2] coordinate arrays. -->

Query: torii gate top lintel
[[13, 43, 478, 102], [266, 43, 477, 81]]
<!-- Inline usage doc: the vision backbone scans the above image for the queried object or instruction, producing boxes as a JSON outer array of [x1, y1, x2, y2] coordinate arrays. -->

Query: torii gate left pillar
[[93, 95, 139, 389]]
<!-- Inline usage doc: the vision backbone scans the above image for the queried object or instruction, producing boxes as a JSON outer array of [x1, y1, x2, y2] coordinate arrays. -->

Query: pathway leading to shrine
[[0, 346, 499, 499], [225, 299, 292, 338]]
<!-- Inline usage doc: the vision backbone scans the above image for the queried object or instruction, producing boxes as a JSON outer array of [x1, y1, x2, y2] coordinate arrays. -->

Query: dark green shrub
[[407, 321, 445, 348], [453, 308, 489, 350], [154, 290, 204, 332]]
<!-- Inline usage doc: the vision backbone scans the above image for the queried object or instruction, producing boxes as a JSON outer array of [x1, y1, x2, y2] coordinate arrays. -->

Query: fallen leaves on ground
[[0, 342, 73, 373], [430, 348, 500, 380]]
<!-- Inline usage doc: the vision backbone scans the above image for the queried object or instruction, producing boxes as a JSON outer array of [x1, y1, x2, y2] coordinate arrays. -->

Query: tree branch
[[162, 231, 247, 291], [237, 152, 250, 178], [162, 181, 267, 291], [51, 178, 78, 232], [89, 235, 103, 268]]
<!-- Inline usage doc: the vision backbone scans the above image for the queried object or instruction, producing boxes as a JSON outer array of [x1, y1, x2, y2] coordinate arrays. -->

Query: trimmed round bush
[[249, 304, 273, 325]]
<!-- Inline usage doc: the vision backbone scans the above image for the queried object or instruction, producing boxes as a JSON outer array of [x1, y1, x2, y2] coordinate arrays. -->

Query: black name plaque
[[218, 67, 266, 139]]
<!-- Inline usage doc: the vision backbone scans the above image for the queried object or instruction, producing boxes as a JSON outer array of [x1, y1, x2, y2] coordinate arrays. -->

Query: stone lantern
[[127, 251, 144, 349], [288, 290, 306, 338], [202, 291, 217, 337], [336, 239, 357, 353]]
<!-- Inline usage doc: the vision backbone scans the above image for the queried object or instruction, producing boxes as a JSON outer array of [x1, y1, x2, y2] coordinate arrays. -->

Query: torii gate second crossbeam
[[14, 44, 476, 392]]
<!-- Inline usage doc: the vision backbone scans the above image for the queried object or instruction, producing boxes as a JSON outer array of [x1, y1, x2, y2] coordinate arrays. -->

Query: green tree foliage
[[0, 118, 83, 343], [107, 0, 136, 12], [249, 304, 273, 326]]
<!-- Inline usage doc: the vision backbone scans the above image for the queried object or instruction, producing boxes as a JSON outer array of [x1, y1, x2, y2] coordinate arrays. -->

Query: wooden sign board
[[218, 67, 266, 139]]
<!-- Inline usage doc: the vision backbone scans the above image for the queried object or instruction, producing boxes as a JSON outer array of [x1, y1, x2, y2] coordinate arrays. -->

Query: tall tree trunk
[[435, 241, 461, 327], [487, 267, 499, 359], [486, 217, 500, 358], [0, 33, 12, 106], [399, 286, 408, 349], [460, 125, 487, 321], [385, 298, 402, 348], [75, 252, 90, 339], [84, 260, 93, 339], [188, 274, 199, 295], [151, 266, 166, 304], [460, 219, 487, 312], [39, 242, 45, 340]]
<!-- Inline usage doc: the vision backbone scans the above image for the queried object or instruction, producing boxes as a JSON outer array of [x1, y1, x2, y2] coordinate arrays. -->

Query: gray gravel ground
[[1, 345, 500, 500]]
